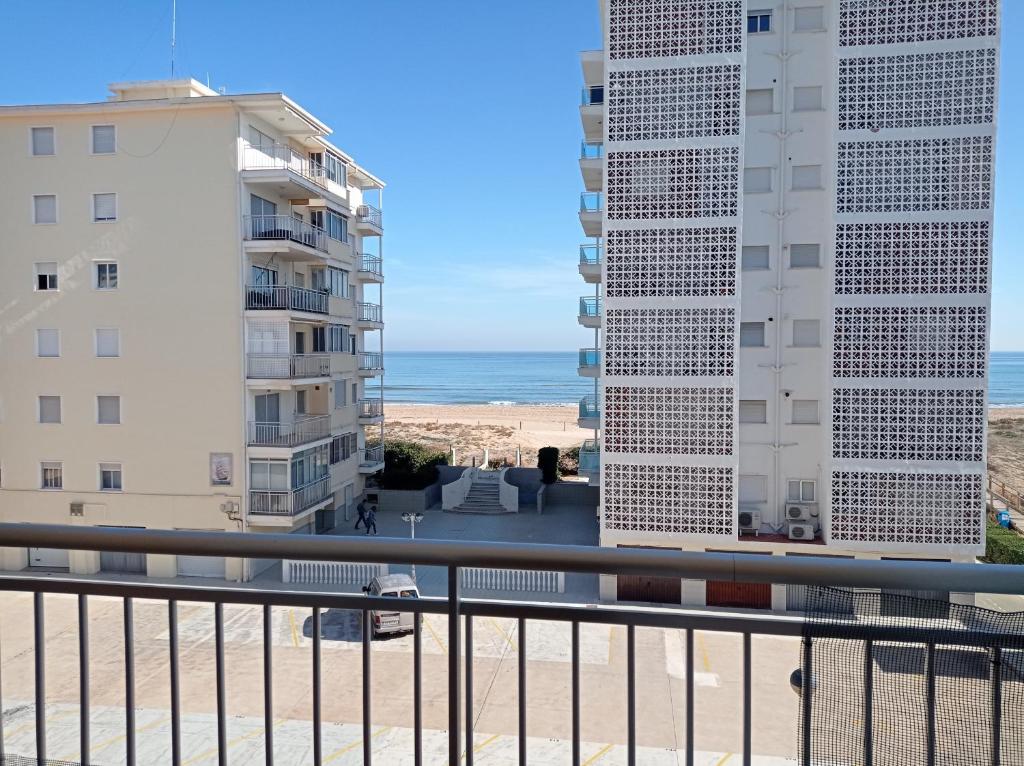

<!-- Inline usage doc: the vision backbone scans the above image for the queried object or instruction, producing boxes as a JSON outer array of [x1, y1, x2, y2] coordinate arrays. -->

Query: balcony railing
[[357, 204, 383, 230], [579, 438, 600, 472], [248, 475, 331, 516], [358, 351, 384, 370], [579, 243, 603, 265], [245, 285, 329, 314], [358, 399, 384, 419], [362, 444, 384, 465], [580, 192, 603, 213], [579, 296, 602, 318], [242, 143, 329, 191], [358, 302, 383, 323], [580, 141, 604, 159], [579, 395, 599, 420], [581, 85, 605, 106], [5, 524, 1021, 766], [579, 347, 601, 368], [247, 416, 330, 448], [246, 353, 330, 379], [243, 214, 327, 253], [359, 254, 384, 277]]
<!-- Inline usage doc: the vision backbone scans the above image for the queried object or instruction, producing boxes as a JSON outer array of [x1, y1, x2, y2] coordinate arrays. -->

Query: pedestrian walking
[[365, 505, 378, 536], [354, 500, 368, 530]]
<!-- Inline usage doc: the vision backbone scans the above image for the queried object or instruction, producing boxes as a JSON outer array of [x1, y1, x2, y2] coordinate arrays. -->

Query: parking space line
[[462, 732, 501, 760], [81, 715, 170, 759], [697, 631, 711, 672], [581, 743, 613, 765], [181, 718, 285, 765], [323, 725, 392, 763], [7, 708, 76, 740], [424, 615, 447, 654], [288, 609, 299, 647], [714, 753, 734, 765], [487, 619, 516, 651]]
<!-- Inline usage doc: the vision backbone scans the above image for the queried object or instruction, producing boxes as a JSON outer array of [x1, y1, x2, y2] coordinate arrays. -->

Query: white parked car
[[362, 574, 420, 637]]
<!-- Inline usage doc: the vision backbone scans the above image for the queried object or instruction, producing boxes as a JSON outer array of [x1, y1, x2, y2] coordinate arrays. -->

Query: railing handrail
[[250, 414, 329, 427], [579, 395, 599, 417], [3, 522, 1023, 593], [243, 214, 328, 253], [245, 284, 329, 314], [580, 141, 605, 159], [242, 143, 329, 191], [580, 192, 603, 212], [363, 444, 384, 462], [581, 85, 605, 106], [579, 296, 602, 315], [578, 347, 600, 365], [579, 244, 603, 264], [358, 351, 384, 367]]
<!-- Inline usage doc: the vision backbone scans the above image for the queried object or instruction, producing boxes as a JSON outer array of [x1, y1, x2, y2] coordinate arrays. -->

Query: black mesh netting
[[1, 757, 84, 766], [800, 587, 1024, 765]]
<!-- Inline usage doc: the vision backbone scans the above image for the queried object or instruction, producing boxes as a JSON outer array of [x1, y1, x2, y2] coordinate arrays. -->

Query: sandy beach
[[989, 407, 1024, 491]]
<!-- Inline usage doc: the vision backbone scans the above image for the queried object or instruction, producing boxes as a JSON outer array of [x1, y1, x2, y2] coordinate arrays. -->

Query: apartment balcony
[[247, 415, 331, 449], [248, 475, 332, 523], [243, 214, 327, 259], [359, 444, 385, 474], [579, 192, 602, 238], [580, 84, 604, 143], [578, 438, 600, 479], [357, 254, 384, 283], [580, 49, 604, 85], [358, 351, 385, 377], [578, 347, 601, 377], [358, 399, 385, 425], [357, 302, 384, 329], [578, 296, 601, 328], [579, 243, 603, 284], [356, 204, 383, 236], [246, 353, 330, 382], [245, 284, 328, 317], [580, 141, 604, 191], [241, 143, 336, 201], [578, 395, 600, 430]]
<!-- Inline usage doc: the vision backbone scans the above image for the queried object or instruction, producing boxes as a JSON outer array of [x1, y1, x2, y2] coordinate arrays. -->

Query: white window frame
[[30, 126, 56, 156], [744, 167, 773, 194], [740, 322, 767, 348], [38, 395, 62, 424], [746, 89, 775, 116], [787, 479, 817, 503], [792, 320, 821, 348], [792, 86, 824, 112], [40, 461, 63, 491], [747, 9, 773, 34], [92, 192, 118, 223], [90, 124, 116, 155], [95, 328, 121, 358], [99, 462, 124, 492], [739, 474, 769, 503], [741, 245, 770, 271], [36, 329, 61, 358], [32, 194, 57, 225], [739, 400, 768, 424], [793, 6, 826, 33], [96, 395, 122, 425], [789, 244, 821, 269], [34, 262, 59, 292], [791, 165, 823, 191], [94, 261, 119, 290], [791, 399, 820, 425]]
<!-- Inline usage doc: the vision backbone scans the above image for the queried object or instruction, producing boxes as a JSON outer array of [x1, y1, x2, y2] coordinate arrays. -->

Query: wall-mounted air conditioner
[[788, 522, 815, 541], [356, 205, 370, 217], [785, 503, 818, 522], [738, 507, 761, 535]]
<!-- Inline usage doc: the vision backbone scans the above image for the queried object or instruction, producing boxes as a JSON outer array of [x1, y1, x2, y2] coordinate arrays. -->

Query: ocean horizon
[[374, 350, 1024, 407]]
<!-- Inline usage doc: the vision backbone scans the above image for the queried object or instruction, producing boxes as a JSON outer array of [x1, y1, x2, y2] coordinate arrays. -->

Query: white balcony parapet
[[578, 347, 601, 378], [246, 353, 330, 379], [243, 215, 327, 253], [358, 302, 383, 324], [358, 399, 385, 420], [358, 352, 384, 372], [462, 567, 565, 594], [242, 143, 329, 191], [357, 204, 383, 233], [246, 284, 328, 314], [247, 416, 330, 448], [579, 439, 600, 474], [359, 255, 384, 279], [284, 560, 388, 585], [249, 475, 331, 516]]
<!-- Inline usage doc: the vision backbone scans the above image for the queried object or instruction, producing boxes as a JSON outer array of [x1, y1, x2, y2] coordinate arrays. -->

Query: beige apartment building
[[0, 79, 386, 580]]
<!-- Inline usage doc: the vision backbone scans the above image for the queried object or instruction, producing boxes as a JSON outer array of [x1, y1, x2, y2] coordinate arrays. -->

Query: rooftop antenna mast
[[170, 0, 177, 77]]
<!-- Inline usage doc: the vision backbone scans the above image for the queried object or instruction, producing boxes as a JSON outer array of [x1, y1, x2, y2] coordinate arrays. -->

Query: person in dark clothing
[[354, 501, 368, 530], [365, 505, 378, 535]]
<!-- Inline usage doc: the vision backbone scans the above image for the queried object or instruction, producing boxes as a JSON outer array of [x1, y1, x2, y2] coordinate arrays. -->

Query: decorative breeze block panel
[[836, 137, 993, 214], [838, 48, 997, 131], [833, 307, 988, 379], [604, 463, 735, 535], [834, 222, 990, 295], [832, 388, 985, 462], [606, 227, 737, 298], [608, 0, 743, 60], [603, 386, 734, 455], [607, 148, 739, 220], [831, 471, 982, 546], [607, 65, 741, 141], [605, 308, 735, 377], [838, 0, 998, 47]]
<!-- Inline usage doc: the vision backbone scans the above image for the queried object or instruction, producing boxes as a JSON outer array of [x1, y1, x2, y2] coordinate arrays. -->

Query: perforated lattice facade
[[838, 48, 997, 131], [832, 388, 985, 462], [607, 0, 743, 60], [838, 0, 998, 47], [607, 66, 742, 141], [836, 137, 993, 214], [831, 471, 983, 546], [605, 227, 737, 298], [605, 308, 736, 377], [604, 463, 735, 535], [833, 307, 988, 379], [834, 222, 990, 295], [604, 386, 734, 455], [607, 148, 740, 220]]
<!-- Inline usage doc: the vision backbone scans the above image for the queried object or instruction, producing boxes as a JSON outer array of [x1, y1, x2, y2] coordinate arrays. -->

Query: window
[[741, 246, 770, 271], [312, 326, 326, 353], [35, 262, 58, 291], [747, 10, 771, 33], [96, 328, 120, 358], [334, 380, 347, 409], [793, 86, 823, 112], [343, 433, 358, 460], [351, 382, 358, 403], [792, 319, 821, 347], [249, 194, 277, 220], [249, 126, 275, 151], [329, 267, 349, 298], [792, 165, 822, 190], [33, 194, 57, 224], [787, 480, 817, 503], [327, 209, 349, 242], [330, 436, 342, 465], [250, 459, 289, 490], [97, 395, 121, 425], [739, 400, 768, 424], [95, 261, 118, 289], [789, 244, 821, 268], [41, 462, 63, 490], [744, 167, 773, 193], [746, 89, 774, 116], [739, 475, 768, 503], [91, 125, 116, 154], [740, 322, 766, 347], [31, 127, 55, 156], [93, 193, 117, 222], [329, 324, 349, 353], [324, 153, 347, 186], [792, 400, 820, 424], [36, 329, 60, 358], [100, 463, 123, 491], [793, 6, 825, 32], [39, 396, 61, 424], [296, 390, 307, 415]]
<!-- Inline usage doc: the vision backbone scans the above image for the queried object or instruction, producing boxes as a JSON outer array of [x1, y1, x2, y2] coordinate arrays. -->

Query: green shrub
[[559, 446, 580, 476], [488, 457, 514, 469], [537, 447, 559, 484], [985, 519, 1024, 565], [378, 440, 448, 490]]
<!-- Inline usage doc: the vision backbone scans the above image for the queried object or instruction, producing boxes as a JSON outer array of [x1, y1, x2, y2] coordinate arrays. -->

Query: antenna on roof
[[170, 0, 177, 77]]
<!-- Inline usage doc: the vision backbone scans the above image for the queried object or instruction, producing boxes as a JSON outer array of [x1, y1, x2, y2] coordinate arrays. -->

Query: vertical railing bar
[[742, 632, 751, 766], [864, 639, 873, 766], [627, 624, 636, 766], [465, 615, 474, 765], [79, 595, 90, 766], [169, 601, 181, 766], [124, 597, 136, 766], [572, 621, 581, 766], [992, 645, 1002, 766], [926, 642, 936, 766], [801, 637, 812, 766], [448, 566, 461, 766], [518, 616, 527, 766], [414, 614, 423, 766], [215, 602, 227, 766], [263, 604, 274, 766], [313, 607, 322, 766], [686, 628, 694, 766], [0, 598, 5, 762], [34, 591, 46, 765], [362, 608, 372, 766]]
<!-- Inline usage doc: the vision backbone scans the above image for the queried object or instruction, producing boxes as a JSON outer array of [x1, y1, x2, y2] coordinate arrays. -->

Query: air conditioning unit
[[738, 507, 761, 535], [356, 205, 370, 217], [785, 503, 818, 522], [788, 522, 815, 541]]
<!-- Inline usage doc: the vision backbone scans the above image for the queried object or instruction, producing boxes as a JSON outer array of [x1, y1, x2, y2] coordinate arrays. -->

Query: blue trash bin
[[997, 510, 1011, 528]]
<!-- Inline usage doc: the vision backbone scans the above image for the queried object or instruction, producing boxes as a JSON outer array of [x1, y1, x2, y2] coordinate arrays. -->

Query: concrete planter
[[376, 482, 441, 514]]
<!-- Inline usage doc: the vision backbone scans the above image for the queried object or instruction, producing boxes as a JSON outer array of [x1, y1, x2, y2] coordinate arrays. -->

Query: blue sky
[[1, 1, 1019, 351]]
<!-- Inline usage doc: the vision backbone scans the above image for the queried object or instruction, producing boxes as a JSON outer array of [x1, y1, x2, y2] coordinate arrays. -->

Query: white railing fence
[[283, 560, 388, 585], [461, 567, 565, 594]]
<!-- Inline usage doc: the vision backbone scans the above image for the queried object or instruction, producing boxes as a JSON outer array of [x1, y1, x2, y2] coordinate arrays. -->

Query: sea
[[375, 351, 1024, 406]]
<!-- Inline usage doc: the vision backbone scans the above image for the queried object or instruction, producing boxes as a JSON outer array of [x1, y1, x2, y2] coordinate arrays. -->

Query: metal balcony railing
[[580, 192, 603, 213], [245, 285, 329, 314], [362, 445, 384, 466], [358, 351, 384, 370], [359, 254, 384, 277], [242, 143, 329, 191], [578, 439, 600, 472], [357, 204, 383, 230], [579, 243, 603, 265], [5, 524, 1021, 766], [580, 141, 604, 160], [579, 296, 602, 318], [248, 475, 331, 516], [358, 399, 384, 419], [581, 85, 605, 106], [578, 395, 599, 420], [247, 416, 330, 448], [358, 302, 383, 323], [578, 347, 601, 368], [243, 214, 327, 253], [246, 354, 331, 379]]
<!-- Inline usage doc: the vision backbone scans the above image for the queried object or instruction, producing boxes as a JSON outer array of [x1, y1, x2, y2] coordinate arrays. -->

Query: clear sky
[[1, 1, 1019, 351]]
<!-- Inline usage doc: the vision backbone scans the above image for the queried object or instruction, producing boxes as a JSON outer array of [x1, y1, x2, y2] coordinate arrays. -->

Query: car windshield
[[381, 591, 398, 597], [399, 590, 418, 598]]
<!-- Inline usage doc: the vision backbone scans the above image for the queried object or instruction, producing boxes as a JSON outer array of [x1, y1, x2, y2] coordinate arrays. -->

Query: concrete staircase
[[451, 471, 511, 514]]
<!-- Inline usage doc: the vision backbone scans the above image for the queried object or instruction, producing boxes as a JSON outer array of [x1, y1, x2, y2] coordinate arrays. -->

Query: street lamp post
[[401, 512, 424, 581]]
